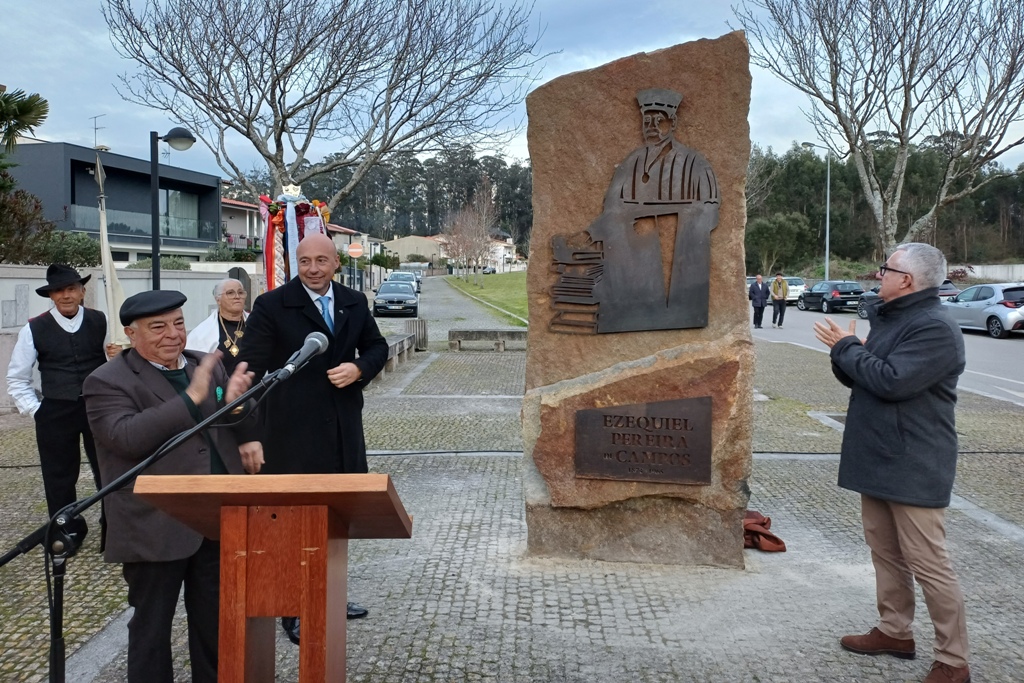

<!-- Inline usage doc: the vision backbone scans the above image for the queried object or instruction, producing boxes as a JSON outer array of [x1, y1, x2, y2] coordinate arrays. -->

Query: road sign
[[347, 243, 363, 258]]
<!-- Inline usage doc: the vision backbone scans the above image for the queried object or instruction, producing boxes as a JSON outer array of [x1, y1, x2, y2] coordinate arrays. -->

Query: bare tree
[[735, 0, 1024, 252], [442, 188, 495, 284], [103, 0, 543, 207]]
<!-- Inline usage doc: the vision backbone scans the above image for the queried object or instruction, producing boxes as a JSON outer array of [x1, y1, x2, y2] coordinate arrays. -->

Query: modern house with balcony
[[221, 197, 263, 253], [7, 140, 221, 263]]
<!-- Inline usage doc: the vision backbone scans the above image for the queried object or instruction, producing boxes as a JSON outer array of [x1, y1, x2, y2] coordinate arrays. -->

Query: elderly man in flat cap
[[5, 264, 120, 548], [83, 290, 264, 683]]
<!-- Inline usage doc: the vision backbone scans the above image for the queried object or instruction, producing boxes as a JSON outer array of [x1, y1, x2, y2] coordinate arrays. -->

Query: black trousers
[[772, 300, 787, 326], [752, 305, 766, 327], [34, 397, 102, 536], [121, 539, 220, 683]]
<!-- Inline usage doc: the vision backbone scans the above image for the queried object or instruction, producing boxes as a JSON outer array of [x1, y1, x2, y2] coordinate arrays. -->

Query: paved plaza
[[1, 277, 1023, 681]]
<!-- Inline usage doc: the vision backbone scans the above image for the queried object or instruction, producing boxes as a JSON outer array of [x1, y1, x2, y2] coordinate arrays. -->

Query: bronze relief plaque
[[575, 397, 712, 485], [549, 88, 720, 335]]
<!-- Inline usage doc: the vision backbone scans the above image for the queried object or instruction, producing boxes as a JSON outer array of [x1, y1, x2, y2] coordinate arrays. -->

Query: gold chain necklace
[[219, 315, 245, 356]]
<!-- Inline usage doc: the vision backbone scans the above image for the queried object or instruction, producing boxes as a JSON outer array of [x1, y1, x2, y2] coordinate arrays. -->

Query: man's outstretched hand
[[814, 317, 860, 349]]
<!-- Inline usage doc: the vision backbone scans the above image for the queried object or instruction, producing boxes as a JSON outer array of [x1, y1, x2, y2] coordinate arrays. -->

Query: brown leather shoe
[[923, 661, 971, 683], [840, 627, 916, 659]]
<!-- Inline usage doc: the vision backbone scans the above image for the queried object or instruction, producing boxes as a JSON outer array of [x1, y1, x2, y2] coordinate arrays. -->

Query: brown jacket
[[84, 349, 253, 563]]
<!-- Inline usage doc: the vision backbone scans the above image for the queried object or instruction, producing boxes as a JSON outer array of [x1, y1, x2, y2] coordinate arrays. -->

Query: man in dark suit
[[84, 290, 263, 683], [239, 232, 388, 639], [748, 274, 770, 328]]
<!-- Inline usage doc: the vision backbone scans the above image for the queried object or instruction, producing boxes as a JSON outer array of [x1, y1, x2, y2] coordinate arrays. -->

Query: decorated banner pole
[[259, 185, 331, 291]]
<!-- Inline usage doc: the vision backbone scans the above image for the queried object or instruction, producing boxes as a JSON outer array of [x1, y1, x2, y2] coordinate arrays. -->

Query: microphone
[[278, 331, 330, 380]]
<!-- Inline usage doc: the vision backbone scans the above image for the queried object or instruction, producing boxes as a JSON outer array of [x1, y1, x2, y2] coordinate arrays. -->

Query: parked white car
[[785, 277, 806, 305]]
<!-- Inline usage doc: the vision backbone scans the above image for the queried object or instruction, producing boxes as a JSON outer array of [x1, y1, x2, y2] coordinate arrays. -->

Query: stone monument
[[523, 33, 753, 567]]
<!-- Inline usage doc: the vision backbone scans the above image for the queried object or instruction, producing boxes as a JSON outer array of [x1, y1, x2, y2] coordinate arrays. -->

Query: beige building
[[382, 235, 444, 263]]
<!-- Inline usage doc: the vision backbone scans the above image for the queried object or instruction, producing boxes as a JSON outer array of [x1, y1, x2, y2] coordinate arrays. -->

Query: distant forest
[[746, 142, 1024, 275], [226, 140, 1023, 269]]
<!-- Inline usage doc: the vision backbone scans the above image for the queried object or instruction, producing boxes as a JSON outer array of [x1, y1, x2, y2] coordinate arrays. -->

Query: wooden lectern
[[135, 473, 413, 682]]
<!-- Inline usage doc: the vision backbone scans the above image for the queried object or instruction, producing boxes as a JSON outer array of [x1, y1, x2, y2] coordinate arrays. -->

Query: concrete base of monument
[[524, 498, 745, 568]]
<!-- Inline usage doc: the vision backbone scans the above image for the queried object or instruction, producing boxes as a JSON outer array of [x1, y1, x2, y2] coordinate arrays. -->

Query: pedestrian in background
[[770, 272, 788, 328], [814, 242, 970, 683], [748, 274, 769, 328]]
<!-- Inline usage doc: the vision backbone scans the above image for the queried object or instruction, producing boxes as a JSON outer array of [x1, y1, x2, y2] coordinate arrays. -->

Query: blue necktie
[[317, 296, 334, 333]]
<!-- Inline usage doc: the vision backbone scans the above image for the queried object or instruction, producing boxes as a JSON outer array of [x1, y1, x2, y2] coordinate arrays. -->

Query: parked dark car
[[857, 279, 961, 319], [938, 279, 961, 298], [857, 286, 881, 319], [797, 280, 864, 313], [482, 266, 496, 274], [372, 281, 418, 317]]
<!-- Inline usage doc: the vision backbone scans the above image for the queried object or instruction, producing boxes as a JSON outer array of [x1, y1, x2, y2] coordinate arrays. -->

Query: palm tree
[[0, 88, 49, 153]]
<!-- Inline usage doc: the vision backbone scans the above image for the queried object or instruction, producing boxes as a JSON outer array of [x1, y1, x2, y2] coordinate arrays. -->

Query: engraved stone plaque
[[575, 397, 712, 485]]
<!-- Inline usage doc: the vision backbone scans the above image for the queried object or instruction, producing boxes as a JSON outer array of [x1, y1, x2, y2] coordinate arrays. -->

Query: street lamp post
[[150, 127, 196, 290], [802, 141, 831, 281]]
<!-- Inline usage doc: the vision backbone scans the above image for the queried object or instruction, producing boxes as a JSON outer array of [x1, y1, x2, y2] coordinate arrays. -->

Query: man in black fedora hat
[[5, 263, 120, 549]]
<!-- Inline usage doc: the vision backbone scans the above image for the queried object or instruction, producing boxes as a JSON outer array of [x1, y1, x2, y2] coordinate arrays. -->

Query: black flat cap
[[119, 290, 187, 326]]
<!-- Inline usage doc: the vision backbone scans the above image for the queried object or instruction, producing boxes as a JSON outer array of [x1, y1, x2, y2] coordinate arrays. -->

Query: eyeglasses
[[878, 263, 911, 277], [222, 290, 247, 297]]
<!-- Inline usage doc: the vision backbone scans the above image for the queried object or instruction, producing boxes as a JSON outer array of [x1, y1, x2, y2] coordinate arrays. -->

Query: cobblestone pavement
[[0, 277, 1021, 682]]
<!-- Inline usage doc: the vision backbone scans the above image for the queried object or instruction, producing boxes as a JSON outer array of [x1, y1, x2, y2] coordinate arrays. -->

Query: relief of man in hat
[[585, 88, 720, 333]]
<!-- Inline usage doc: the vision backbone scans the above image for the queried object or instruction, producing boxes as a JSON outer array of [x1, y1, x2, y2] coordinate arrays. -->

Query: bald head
[[296, 233, 339, 295], [297, 233, 336, 259]]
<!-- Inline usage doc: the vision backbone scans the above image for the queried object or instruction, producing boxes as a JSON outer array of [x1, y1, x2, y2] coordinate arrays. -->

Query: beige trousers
[[860, 494, 969, 667]]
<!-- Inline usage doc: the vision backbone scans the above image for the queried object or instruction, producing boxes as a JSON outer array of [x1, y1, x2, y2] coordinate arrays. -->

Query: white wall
[[955, 264, 1024, 281]]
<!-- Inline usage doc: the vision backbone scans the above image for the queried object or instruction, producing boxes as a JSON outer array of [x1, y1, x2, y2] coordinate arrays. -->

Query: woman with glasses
[[186, 278, 249, 373]]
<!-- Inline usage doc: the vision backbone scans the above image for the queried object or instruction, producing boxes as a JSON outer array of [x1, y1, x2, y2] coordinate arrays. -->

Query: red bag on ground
[[743, 510, 787, 552]]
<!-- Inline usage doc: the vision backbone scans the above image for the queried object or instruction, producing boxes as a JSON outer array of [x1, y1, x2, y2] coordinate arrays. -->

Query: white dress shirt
[[5, 307, 85, 416], [302, 283, 334, 328]]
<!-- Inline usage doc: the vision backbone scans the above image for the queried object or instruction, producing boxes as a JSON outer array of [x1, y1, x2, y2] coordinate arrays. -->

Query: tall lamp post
[[801, 141, 831, 281], [150, 127, 196, 290]]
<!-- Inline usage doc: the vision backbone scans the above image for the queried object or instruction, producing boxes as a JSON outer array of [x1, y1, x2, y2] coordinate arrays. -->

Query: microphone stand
[[0, 367, 290, 683]]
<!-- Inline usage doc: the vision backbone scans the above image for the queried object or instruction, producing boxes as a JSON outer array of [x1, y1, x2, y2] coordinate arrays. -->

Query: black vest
[[28, 308, 107, 401]]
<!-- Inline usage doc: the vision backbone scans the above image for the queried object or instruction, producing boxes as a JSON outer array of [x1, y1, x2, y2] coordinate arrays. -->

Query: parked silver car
[[942, 283, 1024, 339]]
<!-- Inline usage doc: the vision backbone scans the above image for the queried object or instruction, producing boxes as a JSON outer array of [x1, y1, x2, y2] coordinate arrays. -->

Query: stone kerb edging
[[441, 278, 529, 326]]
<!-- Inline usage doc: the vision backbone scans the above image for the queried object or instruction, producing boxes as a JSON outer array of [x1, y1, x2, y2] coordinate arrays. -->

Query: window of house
[[158, 189, 200, 239]]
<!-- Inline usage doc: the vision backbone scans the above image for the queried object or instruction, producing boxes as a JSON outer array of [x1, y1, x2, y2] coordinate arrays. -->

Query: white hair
[[213, 278, 242, 301], [893, 243, 947, 290]]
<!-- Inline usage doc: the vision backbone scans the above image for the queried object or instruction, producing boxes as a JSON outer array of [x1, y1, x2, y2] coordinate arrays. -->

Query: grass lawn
[[444, 271, 528, 325]]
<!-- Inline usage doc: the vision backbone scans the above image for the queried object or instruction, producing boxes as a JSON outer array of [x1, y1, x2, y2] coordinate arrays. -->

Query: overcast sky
[[4, 1, 1022, 179]]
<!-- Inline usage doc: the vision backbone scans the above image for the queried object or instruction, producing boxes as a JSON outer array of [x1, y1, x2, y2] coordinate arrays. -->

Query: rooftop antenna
[[89, 114, 106, 147]]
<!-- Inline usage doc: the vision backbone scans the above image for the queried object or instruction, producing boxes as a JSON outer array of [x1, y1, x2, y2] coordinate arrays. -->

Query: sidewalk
[[0, 278, 1021, 681]]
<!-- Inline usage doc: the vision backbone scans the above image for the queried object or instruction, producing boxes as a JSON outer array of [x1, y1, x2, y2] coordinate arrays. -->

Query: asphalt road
[[752, 304, 1024, 407]]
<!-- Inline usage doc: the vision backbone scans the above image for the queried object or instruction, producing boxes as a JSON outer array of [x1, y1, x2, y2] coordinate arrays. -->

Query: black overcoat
[[239, 278, 388, 474], [748, 281, 769, 308]]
